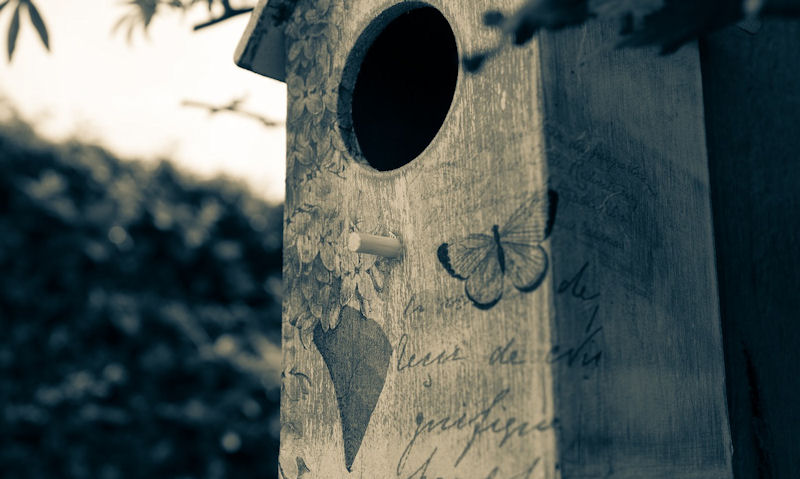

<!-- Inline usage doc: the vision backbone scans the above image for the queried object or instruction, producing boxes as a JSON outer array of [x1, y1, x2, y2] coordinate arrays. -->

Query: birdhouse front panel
[[265, 0, 733, 477]]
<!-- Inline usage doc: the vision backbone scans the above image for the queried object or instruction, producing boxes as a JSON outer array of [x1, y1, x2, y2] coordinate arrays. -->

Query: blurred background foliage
[[0, 104, 284, 479], [4, 0, 800, 64], [1, 0, 260, 60]]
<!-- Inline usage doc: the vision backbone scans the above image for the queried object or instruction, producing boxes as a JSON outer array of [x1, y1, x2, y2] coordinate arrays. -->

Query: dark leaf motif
[[7, 2, 20, 60], [0, 1, 10, 13], [296, 456, 310, 476], [26, 0, 49, 50], [313, 306, 391, 472]]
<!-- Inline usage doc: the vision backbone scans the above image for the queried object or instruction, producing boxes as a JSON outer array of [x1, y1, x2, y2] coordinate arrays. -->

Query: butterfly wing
[[498, 190, 557, 293], [499, 189, 558, 244], [437, 234, 504, 310], [464, 246, 504, 309], [501, 241, 548, 292], [437, 234, 494, 280]]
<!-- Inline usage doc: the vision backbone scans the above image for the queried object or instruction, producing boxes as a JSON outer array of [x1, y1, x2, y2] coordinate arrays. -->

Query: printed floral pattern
[[282, 0, 391, 351], [284, 207, 391, 348], [279, 2, 401, 474], [284, 0, 348, 184]]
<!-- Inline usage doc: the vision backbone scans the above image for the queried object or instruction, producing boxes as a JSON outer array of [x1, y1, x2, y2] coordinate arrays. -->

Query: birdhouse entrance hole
[[339, 5, 458, 171]]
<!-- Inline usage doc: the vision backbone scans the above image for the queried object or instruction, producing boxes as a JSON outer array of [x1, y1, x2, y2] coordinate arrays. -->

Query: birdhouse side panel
[[539, 23, 733, 478]]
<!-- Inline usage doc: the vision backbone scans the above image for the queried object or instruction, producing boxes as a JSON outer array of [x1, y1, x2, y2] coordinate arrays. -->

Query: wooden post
[[702, 19, 800, 478], [237, 1, 733, 477]]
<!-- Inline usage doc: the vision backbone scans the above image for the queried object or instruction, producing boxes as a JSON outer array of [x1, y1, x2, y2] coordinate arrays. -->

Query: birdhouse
[[236, 1, 735, 477]]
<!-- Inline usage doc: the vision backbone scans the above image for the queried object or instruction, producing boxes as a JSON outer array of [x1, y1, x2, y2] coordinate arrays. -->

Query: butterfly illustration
[[437, 190, 558, 310]]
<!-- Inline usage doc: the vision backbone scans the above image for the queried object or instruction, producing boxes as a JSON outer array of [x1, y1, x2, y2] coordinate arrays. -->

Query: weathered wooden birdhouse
[[236, 1, 737, 477]]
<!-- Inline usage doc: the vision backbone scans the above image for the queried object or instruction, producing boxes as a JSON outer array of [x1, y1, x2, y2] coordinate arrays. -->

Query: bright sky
[[0, 0, 287, 202]]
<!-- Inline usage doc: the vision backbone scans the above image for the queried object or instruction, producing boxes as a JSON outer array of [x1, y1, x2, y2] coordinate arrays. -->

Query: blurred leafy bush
[[0, 116, 283, 478]]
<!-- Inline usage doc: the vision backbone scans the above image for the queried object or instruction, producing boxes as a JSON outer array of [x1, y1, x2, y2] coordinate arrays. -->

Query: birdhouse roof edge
[[234, 0, 298, 82]]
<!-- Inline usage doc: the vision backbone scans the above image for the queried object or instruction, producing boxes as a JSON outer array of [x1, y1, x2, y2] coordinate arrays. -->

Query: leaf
[[25, 0, 48, 50], [512, 19, 538, 45], [462, 53, 488, 73], [510, 0, 590, 45], [7, 2, 20, 61], [616, 1, 742, 54], [313, 306, 391, 471], [111, 13, 132, 36], [483, 10, 505, 26], [134, 0, 158, 28]]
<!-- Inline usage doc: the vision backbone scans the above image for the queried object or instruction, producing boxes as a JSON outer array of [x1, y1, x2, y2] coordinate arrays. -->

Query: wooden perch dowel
[[347, 232, 403, 258]]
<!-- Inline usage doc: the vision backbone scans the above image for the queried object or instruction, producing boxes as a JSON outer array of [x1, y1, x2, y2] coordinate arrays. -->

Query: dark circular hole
[[344, 6, 458, 171]]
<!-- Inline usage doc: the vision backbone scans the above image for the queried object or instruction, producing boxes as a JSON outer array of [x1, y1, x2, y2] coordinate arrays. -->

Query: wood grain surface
[[272, 1, 734, 477], [539, 23, 732, 479]]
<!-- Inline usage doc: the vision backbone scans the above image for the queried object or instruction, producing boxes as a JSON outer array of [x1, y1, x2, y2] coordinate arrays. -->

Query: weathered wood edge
[[234, 0, 291, 81]]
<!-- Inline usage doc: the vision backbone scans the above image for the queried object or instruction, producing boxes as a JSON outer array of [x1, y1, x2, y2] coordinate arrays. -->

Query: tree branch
[[182, 98, 284, 129], [193, 6, 253, 31]]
